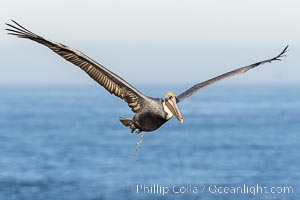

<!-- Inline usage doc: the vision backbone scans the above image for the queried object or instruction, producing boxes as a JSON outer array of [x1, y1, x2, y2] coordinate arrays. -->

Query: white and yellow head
[[163, 91, 184, 123]]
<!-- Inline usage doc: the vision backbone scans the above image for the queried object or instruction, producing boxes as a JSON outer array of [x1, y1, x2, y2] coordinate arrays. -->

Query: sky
[[1, 0, 299, 86]]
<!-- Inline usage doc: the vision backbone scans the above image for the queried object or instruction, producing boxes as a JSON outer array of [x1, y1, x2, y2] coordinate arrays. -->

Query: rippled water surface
[[0, 85, 299, 200]]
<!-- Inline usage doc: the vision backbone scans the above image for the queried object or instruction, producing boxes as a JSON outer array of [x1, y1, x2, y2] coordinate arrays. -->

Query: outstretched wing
[[177, 46, 288, 102], [6, 20, 149, 113]]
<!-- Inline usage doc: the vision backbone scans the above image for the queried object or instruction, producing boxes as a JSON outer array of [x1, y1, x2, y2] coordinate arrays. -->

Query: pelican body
[[120, 93, 183, 133], [6, 21, 288, 136]]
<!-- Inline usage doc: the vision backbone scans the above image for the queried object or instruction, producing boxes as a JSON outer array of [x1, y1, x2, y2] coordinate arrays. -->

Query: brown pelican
[[6, 20, 288, 149]]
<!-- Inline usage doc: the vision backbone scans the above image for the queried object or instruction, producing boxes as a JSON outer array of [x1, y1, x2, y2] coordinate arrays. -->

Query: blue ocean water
[[0, 85, 299, 200]]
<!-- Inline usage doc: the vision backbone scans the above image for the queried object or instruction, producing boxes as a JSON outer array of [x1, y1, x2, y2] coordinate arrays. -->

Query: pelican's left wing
[[6, 20, 149, 113], [177, 46, 288, 102]]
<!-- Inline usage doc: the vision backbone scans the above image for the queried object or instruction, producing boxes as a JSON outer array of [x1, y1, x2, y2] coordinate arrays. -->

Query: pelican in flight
[[6, 20, 288, 149]]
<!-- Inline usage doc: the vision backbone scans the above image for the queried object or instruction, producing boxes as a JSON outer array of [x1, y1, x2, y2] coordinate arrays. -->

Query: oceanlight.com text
[[208, 184, 293, 195]]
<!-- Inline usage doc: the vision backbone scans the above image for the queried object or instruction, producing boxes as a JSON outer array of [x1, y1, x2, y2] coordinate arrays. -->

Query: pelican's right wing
[[6, 20, 149, 113], [177, 46, 288, 102]]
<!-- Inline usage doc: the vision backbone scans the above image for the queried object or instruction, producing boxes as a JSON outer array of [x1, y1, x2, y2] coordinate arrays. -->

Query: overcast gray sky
[[1, 0, 299, 85]]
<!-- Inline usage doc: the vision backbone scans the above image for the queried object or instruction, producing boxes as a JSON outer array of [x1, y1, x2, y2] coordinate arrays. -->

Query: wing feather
[[6, 20, 149, 113], [177, 46, 288, 102]]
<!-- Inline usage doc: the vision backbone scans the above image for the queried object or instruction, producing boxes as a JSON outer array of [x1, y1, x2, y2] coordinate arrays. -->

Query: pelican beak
[[166, 97, 184, 123]]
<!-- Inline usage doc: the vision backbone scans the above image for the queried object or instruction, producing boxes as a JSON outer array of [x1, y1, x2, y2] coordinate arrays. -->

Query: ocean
[[0, 84, 299, 200]]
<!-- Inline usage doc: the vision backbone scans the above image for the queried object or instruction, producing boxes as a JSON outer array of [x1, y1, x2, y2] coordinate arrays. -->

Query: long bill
[[165, 98, 184, 123]]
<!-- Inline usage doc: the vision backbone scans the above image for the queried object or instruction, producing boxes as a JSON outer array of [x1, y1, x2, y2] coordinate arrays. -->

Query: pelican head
[[163, 91, 184, 123]]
